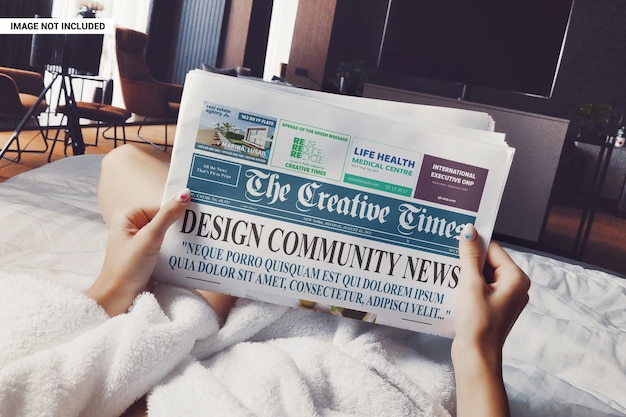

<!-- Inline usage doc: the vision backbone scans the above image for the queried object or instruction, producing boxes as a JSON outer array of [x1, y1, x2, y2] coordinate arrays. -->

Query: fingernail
[[462, 224, 477, 241], [175, 188, 191, 203]]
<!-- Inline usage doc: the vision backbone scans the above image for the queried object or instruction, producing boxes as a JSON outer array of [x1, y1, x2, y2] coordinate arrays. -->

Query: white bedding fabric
[[0, 154, 625, 417], [0, 273, 219, 417]]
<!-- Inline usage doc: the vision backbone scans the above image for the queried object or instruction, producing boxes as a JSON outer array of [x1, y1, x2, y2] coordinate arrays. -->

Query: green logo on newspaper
[[286, 137, 327, 177], [290, 137, 324, 164]]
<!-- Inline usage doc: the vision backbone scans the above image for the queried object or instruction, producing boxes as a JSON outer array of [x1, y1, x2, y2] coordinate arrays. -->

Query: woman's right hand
[[452, 224, 530, 417]]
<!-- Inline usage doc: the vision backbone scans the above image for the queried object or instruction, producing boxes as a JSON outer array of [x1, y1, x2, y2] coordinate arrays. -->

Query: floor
[[2, 123, 625, 277], [0, 123, 173, 182], [540, 201, 626, 276]]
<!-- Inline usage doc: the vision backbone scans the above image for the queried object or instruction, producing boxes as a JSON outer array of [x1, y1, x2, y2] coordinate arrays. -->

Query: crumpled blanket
[[0, 272, 455, 417]]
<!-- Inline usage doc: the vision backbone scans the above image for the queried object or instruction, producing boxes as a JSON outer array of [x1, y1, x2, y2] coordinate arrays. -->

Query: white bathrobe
[[0, 272, 456, 417]]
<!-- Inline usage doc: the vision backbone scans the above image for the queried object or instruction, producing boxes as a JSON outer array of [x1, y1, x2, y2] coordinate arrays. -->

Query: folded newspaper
[[154, 70, 514, 338]]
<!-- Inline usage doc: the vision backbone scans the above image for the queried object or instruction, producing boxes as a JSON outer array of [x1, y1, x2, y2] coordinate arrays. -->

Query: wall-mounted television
[[377, 0, 575, 98]]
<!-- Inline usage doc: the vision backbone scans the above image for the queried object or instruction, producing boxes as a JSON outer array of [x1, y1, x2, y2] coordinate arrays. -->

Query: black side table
[[569, 133, 615, 260]]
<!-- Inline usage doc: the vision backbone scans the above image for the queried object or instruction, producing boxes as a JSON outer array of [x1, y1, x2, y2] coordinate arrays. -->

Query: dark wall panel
[[0, 0, 53, 69], [172, 0, 227, 84]]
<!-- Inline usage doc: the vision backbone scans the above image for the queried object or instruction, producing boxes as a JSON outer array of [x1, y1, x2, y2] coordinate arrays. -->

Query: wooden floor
[[540, 202, 626, 276], [2, 123, 625, 277], [0, 123, 173, 182]]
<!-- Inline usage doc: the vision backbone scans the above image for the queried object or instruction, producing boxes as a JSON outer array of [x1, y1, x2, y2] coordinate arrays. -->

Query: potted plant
[[573, 102, 616, 140], [76, 1, 103, 18]]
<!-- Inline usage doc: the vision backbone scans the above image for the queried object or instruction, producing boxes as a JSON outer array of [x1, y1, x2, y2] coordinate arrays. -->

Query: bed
[[0, 154, 624, 417]]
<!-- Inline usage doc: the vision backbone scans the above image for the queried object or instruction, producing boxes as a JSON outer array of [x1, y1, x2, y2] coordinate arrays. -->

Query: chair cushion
[[115, 28, 154, 82], [0, 66, 46, 96], [19, 93, 48, 115], [116, 28, 147, 54], [58, 102, 131, 123], [168, 101, 180, 117]]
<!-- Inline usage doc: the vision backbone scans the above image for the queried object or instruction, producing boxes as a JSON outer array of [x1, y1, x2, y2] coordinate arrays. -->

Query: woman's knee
[[101, 144, 145, 175]]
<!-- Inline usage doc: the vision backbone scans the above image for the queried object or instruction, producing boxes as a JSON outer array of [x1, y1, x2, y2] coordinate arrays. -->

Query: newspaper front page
[[154, 70, 514, 338]]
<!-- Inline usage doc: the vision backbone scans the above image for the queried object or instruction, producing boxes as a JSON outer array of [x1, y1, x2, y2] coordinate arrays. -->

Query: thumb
[[458, 224, 485, 285], [143, 188, 191, 240]]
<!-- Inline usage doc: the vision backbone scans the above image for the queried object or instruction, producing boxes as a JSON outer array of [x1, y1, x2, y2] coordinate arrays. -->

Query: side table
[[569, 133, 616, 260]]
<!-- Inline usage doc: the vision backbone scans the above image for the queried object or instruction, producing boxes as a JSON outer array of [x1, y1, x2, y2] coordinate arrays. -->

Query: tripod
[[0, 70, 86, 162]]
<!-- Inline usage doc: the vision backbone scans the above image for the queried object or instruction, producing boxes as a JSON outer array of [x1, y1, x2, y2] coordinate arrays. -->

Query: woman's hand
[[452, 224, 530, 417], [453, 224, 530, 360], [85, 188, 191, 316]]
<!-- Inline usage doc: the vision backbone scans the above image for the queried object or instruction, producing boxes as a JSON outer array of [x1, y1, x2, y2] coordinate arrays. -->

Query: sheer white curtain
[[263, 0, 299, 81], [51, 0, 152, 107]]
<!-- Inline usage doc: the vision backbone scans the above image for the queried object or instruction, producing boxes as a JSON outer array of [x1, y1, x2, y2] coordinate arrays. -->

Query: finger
[[142, 188, 191, 240], [458, 224, 485, 282], [487, 242, 531, 292]]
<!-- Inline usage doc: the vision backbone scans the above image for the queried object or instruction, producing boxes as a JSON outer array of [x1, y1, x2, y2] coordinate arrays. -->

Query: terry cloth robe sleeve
[[0, 272, 219, 417]]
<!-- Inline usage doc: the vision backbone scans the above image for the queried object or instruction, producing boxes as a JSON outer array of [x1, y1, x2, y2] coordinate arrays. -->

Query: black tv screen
[[377, 0, 574, 98]]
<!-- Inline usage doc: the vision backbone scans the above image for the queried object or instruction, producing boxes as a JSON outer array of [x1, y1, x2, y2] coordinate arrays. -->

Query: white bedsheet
[[0, 154, 624, 416], [0, 155, 107, 288]]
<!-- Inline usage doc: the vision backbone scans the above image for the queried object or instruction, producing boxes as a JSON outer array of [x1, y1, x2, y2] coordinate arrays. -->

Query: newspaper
[[154, 70, 514, 338]]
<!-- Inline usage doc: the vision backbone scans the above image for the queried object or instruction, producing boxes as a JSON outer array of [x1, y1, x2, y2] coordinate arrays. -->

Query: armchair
[[115, 27, 182, 151], [0, 66, 49, 162]]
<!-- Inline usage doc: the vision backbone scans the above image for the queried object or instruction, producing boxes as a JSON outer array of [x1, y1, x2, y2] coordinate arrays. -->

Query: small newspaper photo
[[153, 70, 514, 338]]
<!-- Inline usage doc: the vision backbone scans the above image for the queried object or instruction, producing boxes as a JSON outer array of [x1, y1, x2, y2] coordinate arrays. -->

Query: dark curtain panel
[[145, 0, 184, 83], [0, 0, 53, 69], [243, 0, 272, 78], [145, 0, 272, 83]]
